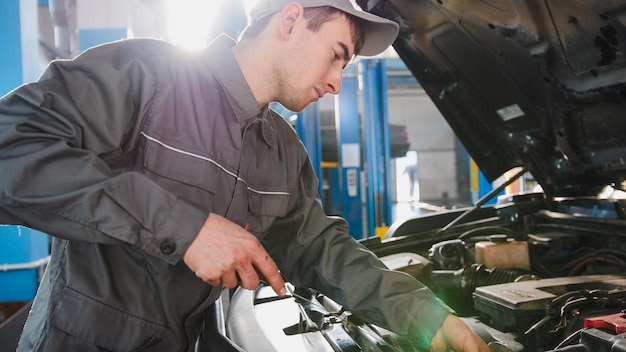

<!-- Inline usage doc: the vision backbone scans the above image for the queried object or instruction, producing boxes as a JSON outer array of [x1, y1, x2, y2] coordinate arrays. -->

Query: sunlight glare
[[166, 0, 261, 50], [166, 0, 215, 50]]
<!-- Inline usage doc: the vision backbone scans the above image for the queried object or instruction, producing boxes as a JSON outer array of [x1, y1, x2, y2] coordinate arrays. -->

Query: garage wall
[[387, 88, 460, 203]]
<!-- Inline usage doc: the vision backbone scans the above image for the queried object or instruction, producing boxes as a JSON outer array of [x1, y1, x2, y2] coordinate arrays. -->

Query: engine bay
[[225, 192, 626, 351]]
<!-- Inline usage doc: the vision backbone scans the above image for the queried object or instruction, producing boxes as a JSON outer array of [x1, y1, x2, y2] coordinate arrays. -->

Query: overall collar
[[204, 35, 277, 149]]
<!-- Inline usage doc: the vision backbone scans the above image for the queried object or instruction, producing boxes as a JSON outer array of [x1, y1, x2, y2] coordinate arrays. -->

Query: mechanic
[[0, 0, 489, 351]]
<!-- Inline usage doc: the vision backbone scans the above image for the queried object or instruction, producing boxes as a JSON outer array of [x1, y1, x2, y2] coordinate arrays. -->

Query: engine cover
[[473, 275, 626, 333]]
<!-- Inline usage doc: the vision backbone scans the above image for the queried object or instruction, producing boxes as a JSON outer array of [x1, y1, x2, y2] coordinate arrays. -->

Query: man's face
[[273, 13, 355, 112]]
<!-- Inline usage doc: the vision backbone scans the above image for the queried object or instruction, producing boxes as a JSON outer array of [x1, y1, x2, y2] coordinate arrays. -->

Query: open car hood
[[359, 0, 626, 198]]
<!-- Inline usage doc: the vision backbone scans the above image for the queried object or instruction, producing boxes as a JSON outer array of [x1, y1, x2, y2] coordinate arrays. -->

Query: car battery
[[473, 275, 626, 333], [0, 225, 49, 302]]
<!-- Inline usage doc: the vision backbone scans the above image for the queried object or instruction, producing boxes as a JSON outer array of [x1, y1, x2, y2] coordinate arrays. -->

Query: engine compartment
[[225, 192, 626, 351]]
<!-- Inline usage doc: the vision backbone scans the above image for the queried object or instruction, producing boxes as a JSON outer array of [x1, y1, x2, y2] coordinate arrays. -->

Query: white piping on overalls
[[140, 132, 292, 196]]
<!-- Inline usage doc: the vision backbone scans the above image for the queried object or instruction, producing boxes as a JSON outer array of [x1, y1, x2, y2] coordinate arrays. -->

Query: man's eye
[[333, 52, 340, 60]]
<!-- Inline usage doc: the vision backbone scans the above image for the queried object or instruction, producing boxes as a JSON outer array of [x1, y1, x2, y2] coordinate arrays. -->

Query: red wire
[[568, 256, 621, 276]]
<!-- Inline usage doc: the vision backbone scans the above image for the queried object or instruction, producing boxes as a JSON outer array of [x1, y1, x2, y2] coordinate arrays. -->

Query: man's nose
[[326, 69, 343, 95]]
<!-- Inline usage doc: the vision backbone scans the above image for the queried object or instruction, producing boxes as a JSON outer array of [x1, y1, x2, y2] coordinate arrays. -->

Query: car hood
[[359, 0, 626, 198]]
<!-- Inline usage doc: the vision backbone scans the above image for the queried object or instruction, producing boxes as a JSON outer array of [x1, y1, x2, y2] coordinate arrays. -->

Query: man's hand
[[430, 314, 490, 352], [183, 213, 286, 296]]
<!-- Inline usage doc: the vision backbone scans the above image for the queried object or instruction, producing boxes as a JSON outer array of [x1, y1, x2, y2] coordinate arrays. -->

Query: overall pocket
[[50, 287, 166, 352], [247, 191, 291, 237]]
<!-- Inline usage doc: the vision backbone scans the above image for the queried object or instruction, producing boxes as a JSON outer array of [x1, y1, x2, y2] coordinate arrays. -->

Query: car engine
[[224, 191, 626, 351]]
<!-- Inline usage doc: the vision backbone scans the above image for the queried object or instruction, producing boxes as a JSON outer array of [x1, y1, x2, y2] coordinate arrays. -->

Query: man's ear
[[278, 2, 305, 39]]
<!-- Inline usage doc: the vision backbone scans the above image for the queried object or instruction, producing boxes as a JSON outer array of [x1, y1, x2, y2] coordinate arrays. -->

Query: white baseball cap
[[249, 0, 399, 56]]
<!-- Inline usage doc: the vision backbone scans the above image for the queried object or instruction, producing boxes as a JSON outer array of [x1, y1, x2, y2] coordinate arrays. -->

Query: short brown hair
[[240, 6, 366, 55]]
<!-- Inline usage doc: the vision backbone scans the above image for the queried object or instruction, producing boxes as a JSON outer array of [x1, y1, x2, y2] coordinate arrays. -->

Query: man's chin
[[282, 103, 307, 113]]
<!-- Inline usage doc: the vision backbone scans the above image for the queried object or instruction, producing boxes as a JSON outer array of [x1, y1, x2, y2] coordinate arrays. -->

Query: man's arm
[[0, 40, 204, 263], [262, 157, 475, 350]]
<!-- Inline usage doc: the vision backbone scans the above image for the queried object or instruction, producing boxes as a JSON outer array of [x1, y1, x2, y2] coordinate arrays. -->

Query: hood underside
[[359, 0, 626, 198]]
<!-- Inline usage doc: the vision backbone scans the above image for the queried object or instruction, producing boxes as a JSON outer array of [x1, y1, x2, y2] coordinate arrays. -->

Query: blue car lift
[[335, 74, 364, 239], [293, 103, 324, 198], [360, 59, 393, 239], [0, 0, 39, 96], [323, 59, 393, 240]]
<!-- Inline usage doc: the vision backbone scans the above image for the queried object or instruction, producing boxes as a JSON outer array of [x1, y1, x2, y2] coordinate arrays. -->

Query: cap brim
[[250, 0, 399, 56], [328, 1, 399, 56]]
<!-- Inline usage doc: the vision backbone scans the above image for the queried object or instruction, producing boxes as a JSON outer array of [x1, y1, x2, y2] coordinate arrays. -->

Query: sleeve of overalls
[[0, 40, 206, 264], [262, 156, 454, 350]]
